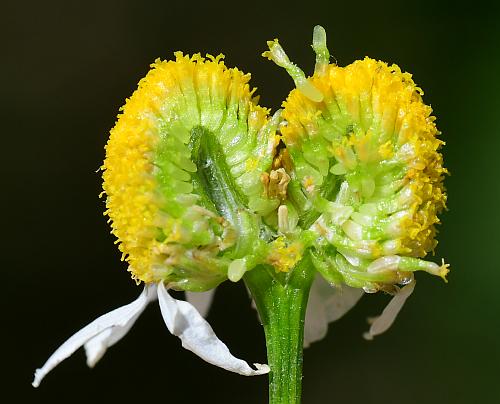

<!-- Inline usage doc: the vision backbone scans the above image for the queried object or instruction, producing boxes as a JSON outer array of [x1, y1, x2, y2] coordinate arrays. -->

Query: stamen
[[265, 168, 291, 200]]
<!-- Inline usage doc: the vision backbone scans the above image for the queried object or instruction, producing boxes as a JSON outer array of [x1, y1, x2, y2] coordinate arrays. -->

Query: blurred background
[[4, 0, 499, 402]]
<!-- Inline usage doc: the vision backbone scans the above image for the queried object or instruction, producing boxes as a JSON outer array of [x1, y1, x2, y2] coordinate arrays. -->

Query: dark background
[[4, 0, 500, 403]]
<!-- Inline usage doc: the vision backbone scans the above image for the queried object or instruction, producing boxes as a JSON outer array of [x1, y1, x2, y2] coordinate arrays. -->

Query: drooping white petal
[[244, 285, 261, 323], [185, 289, 216, 318], [303, 279, 328, 347], [304, 276, 364, 347], [32, 284, 157, 388], [83, 303, 146, 368], [324, 285, 364, 324], [157, 282, 269, 376], [363, 280, 416, 340]]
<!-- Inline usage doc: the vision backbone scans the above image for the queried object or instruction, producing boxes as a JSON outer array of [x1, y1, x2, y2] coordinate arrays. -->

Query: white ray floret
[[158, 282, 269, 376], [32, 284, 157, 388], [363, 280, 416, 340], [185, 289, 216, 318], [33, 282, 268, 388], [304, 276, 364, 347]]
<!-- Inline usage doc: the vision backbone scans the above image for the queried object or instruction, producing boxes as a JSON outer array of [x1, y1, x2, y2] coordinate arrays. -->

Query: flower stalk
[[245, 256, 315, 404]]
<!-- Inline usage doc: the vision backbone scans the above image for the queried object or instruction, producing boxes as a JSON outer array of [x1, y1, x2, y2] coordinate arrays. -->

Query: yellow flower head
[[264, 26, 448, 291], [102, 52, 279, 288]]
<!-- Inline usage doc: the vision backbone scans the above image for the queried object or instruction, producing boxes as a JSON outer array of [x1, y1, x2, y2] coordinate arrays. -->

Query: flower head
[[264, 26, 449, 294], [33, 52, 278, 387], [34, 26, 449, 394], [102, 52, 283, 288]]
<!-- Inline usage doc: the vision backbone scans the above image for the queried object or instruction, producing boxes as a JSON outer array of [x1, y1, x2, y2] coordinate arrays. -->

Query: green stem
[[244, 256, 315, 404]]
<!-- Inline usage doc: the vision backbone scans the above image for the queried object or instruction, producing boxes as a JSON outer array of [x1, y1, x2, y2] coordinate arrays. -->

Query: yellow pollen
[[266, 237, 304, 272]]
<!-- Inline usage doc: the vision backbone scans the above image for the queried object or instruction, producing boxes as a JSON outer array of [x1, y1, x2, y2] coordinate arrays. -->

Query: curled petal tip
[[32, 370, 41, 388], [253, 363, 271, 375]]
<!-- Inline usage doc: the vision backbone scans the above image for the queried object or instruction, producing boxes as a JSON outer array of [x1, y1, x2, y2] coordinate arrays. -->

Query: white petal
[[185, 289, 216, 318], [84, 305, 143, 368], [32, 284, 157, 387], [303, 278, 328, 347], [245, 285, 261, 323], [157, 282, 269, 376], [323, 285, 364, 323], [363, 280, 416, 340], [245, 285, 262, 324], [304, 276, 364, 347]]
